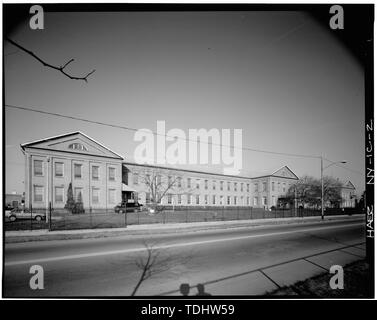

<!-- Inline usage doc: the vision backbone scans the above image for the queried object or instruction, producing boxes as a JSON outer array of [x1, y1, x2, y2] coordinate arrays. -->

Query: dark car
[[114, 202, 143, 213]]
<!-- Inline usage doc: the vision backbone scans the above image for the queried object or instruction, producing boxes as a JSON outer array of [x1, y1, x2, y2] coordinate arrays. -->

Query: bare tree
[[287, 175, 343, 208], [5, 37, 95, 82], [138, 168, 195, 213]]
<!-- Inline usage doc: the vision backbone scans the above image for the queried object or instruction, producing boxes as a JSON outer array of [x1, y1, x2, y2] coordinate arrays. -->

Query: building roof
[[123, 162, 299, 181], [342, 180, 356, 190], [21, 131, 124, 160]]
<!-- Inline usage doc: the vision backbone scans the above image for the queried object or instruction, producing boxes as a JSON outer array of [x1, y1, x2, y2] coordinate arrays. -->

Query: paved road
[[3, 217, 365, 297]]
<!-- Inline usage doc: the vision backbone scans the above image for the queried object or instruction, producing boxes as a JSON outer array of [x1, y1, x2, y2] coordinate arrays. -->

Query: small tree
[[73, 191, 85, 214], [65, 183, 75, 212]]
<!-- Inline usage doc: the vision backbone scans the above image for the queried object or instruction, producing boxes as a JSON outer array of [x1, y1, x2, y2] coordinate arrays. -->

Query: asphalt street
[[3, 217, 365, 297]]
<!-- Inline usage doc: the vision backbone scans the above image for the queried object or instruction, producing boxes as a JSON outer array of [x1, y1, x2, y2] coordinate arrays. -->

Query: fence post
[[90, 206, 92, 228], [49, 202, 52, 231], [30, 205, 33, 231], [250, 206, 253, 220], [237, 206, 240, 220]]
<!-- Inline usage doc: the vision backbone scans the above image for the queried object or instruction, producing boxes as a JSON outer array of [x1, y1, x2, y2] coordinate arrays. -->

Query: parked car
[[5, 208, 46, 222], [114, 202, 143, 213]]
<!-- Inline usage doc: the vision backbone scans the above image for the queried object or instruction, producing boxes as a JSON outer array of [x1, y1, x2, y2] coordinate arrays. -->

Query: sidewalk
[[5, 214, 364, 243]]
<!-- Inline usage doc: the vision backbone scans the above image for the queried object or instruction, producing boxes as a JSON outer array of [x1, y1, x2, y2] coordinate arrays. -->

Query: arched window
[[68, 143, 88, 151]]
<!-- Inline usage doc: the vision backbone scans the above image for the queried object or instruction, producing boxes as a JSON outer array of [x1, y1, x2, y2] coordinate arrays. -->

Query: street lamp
[[321, 156, 347, 220]]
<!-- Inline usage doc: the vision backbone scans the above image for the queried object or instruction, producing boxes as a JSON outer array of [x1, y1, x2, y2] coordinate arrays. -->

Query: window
[[68, 143, 87, 151], [204, 195, 208, 205], [278, 182, 281, 192], [34, 185, 44, 202], [247, 197, 250, 205], [247, 184, 250, 192], [55, 162, 64, 177], [92, 166, 99, 180], [263, 197, 267, 205], [212, 180, 216, 190], [234, 196, 237, 205], [212, 195, 216, 205], [187, 178, 191, 188], [145, 174, 151, 184], [168, 176, 172, 186], [196, 195, 200, 205], [234, 182, 237, 191], [146, 192, 151, 203], [187, 194, 191, 204], [167, 194, 172, 204], [241, 196, 244, 205], [204, 180, 208, 190], [177, 194, 182, 205], [196, 179, 200, 189], [227, 182, 230, 191], [34, 160, 43, 176], [74, 164, 82, 179], [55, 187, 64, 203], [272, 182, 275, 192], [255, 183, 258, 192], [220, 181, 224, 191], [92, 188, 100, 204], [132, 172, 138, 184], [283, 183, 286, 193], [253, 197, 258, 206], [220, 195, 224, 205], [263, 182, 267, 192], [74, 188, 83, 202], [109, 167, 116, 181], [177, 177, 182, 188], [241, 183, 244, 192], [108, 189, 116, 204], [227, 196, 231, 205]]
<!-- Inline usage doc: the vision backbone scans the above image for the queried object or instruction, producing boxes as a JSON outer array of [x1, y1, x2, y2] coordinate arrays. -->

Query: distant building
[[21, 132, 123, 211], [341, 180, 356, 208], [5, 193, 24, 208]]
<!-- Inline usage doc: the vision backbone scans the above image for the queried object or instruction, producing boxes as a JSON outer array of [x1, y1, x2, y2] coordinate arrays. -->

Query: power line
[[4, 104, 364, 176], [5, 104, 321, 159]]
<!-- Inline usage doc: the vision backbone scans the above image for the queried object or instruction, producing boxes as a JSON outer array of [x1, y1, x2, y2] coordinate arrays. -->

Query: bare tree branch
[[131, 240, 193, 296], [5, 37, 96, 82]]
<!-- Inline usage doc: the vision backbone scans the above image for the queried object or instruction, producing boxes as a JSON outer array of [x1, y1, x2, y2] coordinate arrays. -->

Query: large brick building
[[21, 132, 355, 212], [21, 132, 123, 211], [122, 162, 299, 209]]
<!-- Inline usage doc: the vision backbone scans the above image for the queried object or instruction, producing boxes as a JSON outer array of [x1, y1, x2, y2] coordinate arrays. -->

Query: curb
[[5, 215, 364, 244]]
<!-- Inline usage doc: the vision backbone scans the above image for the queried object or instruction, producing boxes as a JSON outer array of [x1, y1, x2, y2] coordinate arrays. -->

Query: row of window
[[33, 185, 118, 204], [133, 173, 291, 193], [33, 160, 116, 181], [143, 193, 272, 206], [133, 173, 252, 192]]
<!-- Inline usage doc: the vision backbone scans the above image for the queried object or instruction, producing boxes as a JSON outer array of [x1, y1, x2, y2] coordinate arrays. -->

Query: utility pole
[[321, 157, 347, 221], [321, 155, 324, 220]]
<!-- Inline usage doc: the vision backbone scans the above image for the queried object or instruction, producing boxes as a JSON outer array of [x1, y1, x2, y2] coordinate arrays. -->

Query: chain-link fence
[[4, 204, 362, 231]]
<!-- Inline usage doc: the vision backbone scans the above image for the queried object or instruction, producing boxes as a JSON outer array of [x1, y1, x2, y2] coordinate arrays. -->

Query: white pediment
[[21, 132, 123, 159], [271, 166, 298, 179]]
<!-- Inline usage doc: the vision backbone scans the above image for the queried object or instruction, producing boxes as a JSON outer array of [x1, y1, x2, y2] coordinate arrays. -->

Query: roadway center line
[[5, 222, 363, 267]]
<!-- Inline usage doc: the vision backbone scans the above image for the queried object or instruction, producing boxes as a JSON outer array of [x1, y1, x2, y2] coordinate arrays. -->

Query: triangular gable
[[21, 131, 123, 160], [271, 166, 299, 180], [344, 180, 356, 190]]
